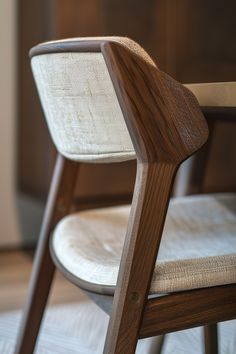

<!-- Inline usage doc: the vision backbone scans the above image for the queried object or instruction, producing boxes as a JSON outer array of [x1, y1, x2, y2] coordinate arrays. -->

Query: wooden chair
[[14, 37, 236, 354]]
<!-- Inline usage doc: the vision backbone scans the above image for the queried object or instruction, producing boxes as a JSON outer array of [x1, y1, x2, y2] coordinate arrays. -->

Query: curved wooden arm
[[102, 42, 208, 164], [102, 42, 209, 353]]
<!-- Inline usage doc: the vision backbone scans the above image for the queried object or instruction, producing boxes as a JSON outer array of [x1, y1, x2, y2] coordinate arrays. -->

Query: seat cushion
[[51, 194, 236, 295]]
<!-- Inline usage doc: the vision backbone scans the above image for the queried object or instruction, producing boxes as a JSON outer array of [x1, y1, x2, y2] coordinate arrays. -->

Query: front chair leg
[[14, 155, 78, 354], [204, 323, 218, 354]]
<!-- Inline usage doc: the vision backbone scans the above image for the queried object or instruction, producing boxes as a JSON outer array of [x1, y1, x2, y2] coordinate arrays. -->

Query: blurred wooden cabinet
[[18, 0, 236, 204]]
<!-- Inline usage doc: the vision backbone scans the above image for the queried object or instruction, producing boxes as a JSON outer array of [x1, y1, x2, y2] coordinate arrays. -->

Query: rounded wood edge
[[101, 41, 209, 164], [29, 36, 141, 58], [29, 40, 102, 58]]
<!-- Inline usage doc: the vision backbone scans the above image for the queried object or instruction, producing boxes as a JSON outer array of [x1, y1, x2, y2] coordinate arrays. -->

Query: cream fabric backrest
[[30, 37, 158, 162], [31, 52, 134, 162], [31, 37, 157, 163]]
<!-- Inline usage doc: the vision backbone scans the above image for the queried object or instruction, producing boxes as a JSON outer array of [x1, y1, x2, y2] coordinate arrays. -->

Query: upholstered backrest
[[31, 36, 208, 164], [30, 37, 155, 163]]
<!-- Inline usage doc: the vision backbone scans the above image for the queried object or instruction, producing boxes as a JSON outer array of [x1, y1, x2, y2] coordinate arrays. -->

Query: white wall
[[0, 0, 21, 246]]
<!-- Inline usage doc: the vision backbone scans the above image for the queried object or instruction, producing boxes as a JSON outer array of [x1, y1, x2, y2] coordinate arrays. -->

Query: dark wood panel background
[[18, 0, 236, 205], [18, 0, 55, 199]]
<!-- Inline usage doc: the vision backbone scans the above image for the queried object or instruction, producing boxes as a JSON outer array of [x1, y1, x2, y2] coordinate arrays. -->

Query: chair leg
[[147, 335, 165, 354], [204, 323, 218, 354], [14, 155, 78, 354]]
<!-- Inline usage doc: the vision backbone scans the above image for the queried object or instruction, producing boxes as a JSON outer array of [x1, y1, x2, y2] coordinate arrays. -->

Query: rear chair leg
[[147, 335, 165, 354], [204, 323, 218, 354], [14, 155, 78, 354]]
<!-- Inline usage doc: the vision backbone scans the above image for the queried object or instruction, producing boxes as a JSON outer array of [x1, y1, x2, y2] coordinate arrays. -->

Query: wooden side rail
[[140, 283, 236, 338]]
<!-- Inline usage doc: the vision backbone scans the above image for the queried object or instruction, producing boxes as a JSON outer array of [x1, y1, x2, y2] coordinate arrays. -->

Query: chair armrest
[[103, 42, 208, 164]]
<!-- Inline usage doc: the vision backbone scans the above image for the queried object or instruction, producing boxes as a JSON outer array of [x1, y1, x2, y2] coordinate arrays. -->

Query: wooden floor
[[0, 249, 87, 312]]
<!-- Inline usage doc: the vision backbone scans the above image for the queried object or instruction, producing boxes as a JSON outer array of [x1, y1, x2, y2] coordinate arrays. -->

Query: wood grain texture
[[100, 41, 209, 353], [102, 163, 177, 354], [16, 9, 236, 354], [140, 284, 236, 338], [27, 38, 210, 354], [102, 42, 208, 164], [14, 155, 78, 354]]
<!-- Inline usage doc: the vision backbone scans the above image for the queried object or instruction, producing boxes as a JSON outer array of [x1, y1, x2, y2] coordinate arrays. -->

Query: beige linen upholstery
[[31, 37, 158, 163], [51, 193, 236, 295], [31, 52, 135, 162]]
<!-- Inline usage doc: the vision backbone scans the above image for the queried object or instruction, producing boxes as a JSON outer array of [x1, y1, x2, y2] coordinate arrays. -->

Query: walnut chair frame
[[14, 38, 236, 354]]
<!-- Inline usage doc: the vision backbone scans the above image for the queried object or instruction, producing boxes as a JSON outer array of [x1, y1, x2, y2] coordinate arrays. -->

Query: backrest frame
[[30, 38, 208, 163]]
